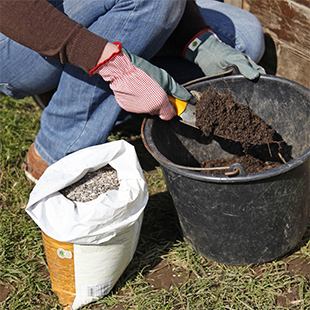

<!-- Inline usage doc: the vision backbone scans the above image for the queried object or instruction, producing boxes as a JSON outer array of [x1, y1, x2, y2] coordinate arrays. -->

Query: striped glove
[[90, 42, 191, 121]]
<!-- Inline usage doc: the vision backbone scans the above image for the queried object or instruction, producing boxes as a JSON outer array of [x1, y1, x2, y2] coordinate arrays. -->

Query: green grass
[[1, 95, 309, 310], [1, 95, 59, 308]]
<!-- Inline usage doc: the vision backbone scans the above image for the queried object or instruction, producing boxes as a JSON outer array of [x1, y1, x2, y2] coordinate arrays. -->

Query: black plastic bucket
[[142, 75, 310, 265]]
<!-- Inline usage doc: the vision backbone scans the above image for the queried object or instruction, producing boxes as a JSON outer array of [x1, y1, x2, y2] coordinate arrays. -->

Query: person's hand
[[183, 30, 265, 80], [90, 42, 191, 121]]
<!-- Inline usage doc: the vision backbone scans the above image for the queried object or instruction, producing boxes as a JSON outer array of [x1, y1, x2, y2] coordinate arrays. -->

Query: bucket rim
[[185, 73, 310, 95]]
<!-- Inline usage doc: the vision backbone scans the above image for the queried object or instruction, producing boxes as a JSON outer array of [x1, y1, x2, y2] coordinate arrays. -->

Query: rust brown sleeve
[[0, 0, 108, 72]]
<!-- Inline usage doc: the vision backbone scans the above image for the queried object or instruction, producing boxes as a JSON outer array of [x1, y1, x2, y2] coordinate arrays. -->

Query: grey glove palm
[[184, 31, 265, 80]]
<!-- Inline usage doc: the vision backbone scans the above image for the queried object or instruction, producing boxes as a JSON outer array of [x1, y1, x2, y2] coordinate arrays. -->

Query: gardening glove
[[90, 42, 191, 121], [183, 30, 265, 80]]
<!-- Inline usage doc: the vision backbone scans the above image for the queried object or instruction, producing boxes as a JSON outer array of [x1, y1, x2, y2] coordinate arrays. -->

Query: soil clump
[[195, 89, 292, 174]]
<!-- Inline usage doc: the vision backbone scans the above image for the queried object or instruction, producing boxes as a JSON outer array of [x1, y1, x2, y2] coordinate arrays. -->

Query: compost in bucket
[[194, 88, 293, 174]]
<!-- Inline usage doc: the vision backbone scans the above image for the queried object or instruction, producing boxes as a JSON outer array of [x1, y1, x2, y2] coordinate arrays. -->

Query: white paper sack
[[71, 221, 142, 309], [26, 140, 149, 244]]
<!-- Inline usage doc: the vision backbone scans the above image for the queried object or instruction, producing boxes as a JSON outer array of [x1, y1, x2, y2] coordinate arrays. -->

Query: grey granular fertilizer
[[61, 166, 120, 202]]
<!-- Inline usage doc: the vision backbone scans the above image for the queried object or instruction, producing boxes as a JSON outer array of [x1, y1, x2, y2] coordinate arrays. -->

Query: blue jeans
[[0, 0, 264, 164], [197, 0, 265, 61]]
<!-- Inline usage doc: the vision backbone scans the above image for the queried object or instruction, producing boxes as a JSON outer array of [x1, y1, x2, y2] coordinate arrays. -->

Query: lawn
[[0, 94, 309, 310]]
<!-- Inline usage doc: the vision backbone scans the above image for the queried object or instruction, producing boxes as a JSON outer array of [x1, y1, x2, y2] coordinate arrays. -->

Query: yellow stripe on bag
[[168, 95, 187, 116], [42, 231, 76, 309]]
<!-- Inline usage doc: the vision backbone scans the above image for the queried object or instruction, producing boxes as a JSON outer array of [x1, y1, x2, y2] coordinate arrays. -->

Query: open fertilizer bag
[[26, 140, 148, 309]]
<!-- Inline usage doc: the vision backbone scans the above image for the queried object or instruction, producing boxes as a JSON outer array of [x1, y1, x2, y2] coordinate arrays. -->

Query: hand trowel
[[168, 94, 199, 129], [168, 66, 238, 128]]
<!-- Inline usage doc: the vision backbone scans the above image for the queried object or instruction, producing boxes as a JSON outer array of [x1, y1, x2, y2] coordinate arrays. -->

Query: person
[[0, 0, 265, 183]]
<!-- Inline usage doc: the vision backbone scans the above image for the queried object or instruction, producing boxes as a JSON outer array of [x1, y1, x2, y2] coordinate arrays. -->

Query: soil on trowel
[[195, 88, 293, 175]]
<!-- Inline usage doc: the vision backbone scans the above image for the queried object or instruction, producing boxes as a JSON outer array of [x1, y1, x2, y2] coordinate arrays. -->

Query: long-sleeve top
[[0, 0, 209, 73]]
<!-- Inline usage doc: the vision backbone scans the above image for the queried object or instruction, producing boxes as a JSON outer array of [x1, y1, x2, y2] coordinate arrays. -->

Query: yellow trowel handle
[[168, 95, 188, 116]]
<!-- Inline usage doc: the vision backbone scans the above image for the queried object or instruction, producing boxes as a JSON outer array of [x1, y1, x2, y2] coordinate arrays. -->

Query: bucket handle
[[165, 162, 247, 177]]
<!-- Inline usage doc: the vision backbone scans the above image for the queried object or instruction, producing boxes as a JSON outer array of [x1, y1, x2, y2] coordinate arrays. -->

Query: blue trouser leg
[[37, 0, 187, 164], [0, 0, 187, 164]]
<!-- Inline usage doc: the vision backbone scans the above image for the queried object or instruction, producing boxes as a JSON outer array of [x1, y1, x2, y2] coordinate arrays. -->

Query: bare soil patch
[[145, 260, 190, 291], [0, 284, 10, 302]]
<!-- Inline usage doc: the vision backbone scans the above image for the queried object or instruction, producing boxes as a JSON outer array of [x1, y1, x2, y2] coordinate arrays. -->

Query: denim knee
[[196, 0, 265, 62]]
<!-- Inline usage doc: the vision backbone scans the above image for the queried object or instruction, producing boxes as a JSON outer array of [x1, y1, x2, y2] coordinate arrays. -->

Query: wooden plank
[[243, 0, 310, 89], [224, 0, 243, 8]]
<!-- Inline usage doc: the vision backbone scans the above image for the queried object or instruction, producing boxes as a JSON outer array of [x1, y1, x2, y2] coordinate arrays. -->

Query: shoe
[[33, 89, 56, 109], [22, 143, 49, 183]]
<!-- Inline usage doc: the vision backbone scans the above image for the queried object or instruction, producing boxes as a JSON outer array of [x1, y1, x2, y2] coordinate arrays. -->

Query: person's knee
[[241, 15, 266, 62], [196, 0, 265, 62], [245, 13, 265, 62]]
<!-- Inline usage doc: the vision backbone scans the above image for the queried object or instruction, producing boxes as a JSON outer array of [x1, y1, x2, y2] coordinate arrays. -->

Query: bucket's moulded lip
[[186, 74, 310, 95], [141, 117, 310, 184]]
